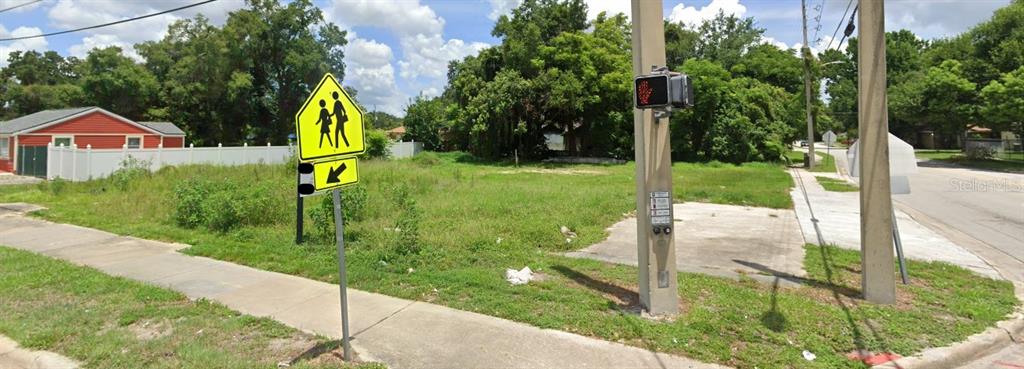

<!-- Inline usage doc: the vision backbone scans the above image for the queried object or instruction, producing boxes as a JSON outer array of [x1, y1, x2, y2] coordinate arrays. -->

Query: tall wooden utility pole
[[801, 0, 816, 168], [858, 0, 896, 304], [631, 0, 679, 316]]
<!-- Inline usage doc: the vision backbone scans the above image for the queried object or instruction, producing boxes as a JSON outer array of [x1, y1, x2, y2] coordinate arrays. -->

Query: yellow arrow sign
[[313, 157, 359, 191], [295, 73, 365, 162]]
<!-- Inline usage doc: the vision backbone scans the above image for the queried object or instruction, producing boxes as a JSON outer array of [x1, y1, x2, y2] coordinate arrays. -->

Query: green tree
[[2, 50, 80, 85], [78, 47, 159, 120], [980, 66, 1024, 133], [404, 95, 449, 150], [694, 12, 765, 70], [890, 60, 977, 142]]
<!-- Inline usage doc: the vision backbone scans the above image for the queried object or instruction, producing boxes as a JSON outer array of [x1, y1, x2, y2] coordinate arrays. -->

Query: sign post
[[331, 188, 352, 361], [294, 72, 365, 361]]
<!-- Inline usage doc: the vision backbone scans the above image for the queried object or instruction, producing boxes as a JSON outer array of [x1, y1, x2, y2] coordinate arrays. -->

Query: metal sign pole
[[892, 207, 909, 285], [332, 188, 352, 361], [296, 169, 304, 244]]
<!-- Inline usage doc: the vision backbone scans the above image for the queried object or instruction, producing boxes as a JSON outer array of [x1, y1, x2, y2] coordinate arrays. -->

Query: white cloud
[[47, 0, 240, 60], [760, 36, 790, 50], [0, 25, 48, 67], [668, 0, 746, 28], [586, 0, 631, 20], [328, 0, 443, 37], [344, 36, 406, 115], [490, 0, 628, 21], [397, 34, 488, 80], [883, 0, 1009, 40], [488, 0, 521, 21], [328, 0, 490, 116]]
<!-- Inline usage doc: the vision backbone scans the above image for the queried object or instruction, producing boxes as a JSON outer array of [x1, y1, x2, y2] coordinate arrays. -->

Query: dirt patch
[[496, 168, 607, 175], [272, 334, 365, 367], [128, 319, 173, 341]]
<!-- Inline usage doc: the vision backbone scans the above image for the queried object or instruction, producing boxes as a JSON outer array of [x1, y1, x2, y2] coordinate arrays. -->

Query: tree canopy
[[0, 0, 345, 146]]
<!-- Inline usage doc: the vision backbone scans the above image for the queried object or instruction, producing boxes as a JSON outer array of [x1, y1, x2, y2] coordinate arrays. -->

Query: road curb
[[0, 334, 79, 369], [872, 300, 1024, 369]]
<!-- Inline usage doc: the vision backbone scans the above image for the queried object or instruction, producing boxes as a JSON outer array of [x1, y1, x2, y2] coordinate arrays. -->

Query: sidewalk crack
[[350, 300, 417, 338]]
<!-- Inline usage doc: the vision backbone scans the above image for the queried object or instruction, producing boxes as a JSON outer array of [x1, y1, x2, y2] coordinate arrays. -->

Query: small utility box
[[847, 133, 918, 194]]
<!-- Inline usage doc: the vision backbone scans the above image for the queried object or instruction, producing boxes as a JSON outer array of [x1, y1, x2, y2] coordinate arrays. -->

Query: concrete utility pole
[[631, 0, 679, 316], [858, 0, 896, 304], [801, 0, 816, 168]]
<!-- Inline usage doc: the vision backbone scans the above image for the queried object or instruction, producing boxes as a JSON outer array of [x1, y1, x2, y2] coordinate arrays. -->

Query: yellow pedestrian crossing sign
[[313, 157, 359, 191], [295, 73, 365, 162]]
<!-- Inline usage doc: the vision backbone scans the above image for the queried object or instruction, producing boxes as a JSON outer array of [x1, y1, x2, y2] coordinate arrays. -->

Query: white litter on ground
[[802, 350, 816, 361], [505, 266, 533, 285]]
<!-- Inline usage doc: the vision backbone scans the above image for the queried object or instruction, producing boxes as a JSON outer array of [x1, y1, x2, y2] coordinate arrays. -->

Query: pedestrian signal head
[[634, 70, 694, 111]]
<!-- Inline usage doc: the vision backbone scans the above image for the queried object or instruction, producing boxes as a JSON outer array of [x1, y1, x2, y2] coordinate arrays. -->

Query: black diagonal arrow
[[327, 163, 347, 184]]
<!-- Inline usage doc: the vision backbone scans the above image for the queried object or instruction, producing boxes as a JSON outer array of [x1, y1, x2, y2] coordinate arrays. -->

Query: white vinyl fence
[[47, 143, 294, 181], [389, 141, 423, 158]]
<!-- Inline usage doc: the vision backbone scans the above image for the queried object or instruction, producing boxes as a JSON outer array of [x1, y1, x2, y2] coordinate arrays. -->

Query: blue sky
[[0, 0, 1012, 116]]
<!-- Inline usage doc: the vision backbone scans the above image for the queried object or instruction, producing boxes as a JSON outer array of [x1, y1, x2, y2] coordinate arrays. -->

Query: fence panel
[[47, 144, 297, 182]]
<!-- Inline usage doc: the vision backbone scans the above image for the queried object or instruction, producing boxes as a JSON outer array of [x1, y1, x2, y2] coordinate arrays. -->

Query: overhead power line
[[0, 0, 41, 14], [825, 0, 855, 51], [835, 5, 859, 52], [0, 0, 217, 42]]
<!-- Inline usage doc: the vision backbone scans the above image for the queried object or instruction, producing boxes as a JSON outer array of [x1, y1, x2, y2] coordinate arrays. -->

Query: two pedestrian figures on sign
[[316, 92, 350, 149]]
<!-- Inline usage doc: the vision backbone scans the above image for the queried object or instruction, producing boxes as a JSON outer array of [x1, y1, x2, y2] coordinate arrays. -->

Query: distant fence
[[389, 141, 423, 158], [47, 143, 293, 181], [47, 140, 425, 181]]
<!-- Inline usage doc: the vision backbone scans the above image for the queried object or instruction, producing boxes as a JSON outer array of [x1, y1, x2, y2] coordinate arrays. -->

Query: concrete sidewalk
[[567, 202, 806, 286], [788, 168, 1001, 279], [0, 203, 728, 369]]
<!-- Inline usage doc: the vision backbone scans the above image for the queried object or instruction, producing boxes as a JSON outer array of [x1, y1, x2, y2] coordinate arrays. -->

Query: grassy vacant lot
[[816, 176, 859, 192], [916, 149, 1024, 173], [0, 246, 381, 369], [787, 150, 838, 173], [0, 154, 1016, 368]]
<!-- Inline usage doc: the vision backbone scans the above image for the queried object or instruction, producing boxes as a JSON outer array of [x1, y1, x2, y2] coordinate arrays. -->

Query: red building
[[0, 107, 186, 173]]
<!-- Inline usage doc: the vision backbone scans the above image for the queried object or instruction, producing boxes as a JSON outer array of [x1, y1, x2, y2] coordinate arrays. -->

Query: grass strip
[[0, 246, 382, 369]]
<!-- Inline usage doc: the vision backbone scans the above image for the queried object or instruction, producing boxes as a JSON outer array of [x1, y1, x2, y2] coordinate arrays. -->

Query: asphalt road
[[894, 160, 1024, 266], [826, 146, 1023, 267]]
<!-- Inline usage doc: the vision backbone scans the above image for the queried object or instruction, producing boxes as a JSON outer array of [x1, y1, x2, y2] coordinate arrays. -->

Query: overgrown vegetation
[[0, 158, 1015, 368], [404, 1, 806, 162], [0, 246, 382, 369]]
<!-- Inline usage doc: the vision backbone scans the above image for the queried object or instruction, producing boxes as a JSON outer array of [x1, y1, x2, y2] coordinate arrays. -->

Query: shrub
[[965, 146, 996, 160], [109, 156, 152, 191], [411, 151, 441, 166], [231, 181, 281, 227], [47, 178, 68, 195], [173, 179, 214, 228], [309, 184, 369, 242], [365, 129, 391, 159], [204, 188, 240, 233]]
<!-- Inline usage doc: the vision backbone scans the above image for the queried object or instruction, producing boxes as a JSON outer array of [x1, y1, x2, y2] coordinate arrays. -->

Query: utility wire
[[825, 0, 855, 51], [835, 5, 859, 52], [812, 0, 826, 46], [0, 0, 41, 14], [0, 0, 217, 42]]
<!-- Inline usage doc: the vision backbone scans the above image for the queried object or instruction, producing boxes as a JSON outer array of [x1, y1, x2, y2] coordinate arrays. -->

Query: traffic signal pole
[[858, 0, 896, 304], [631, 0, 679, 316]]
